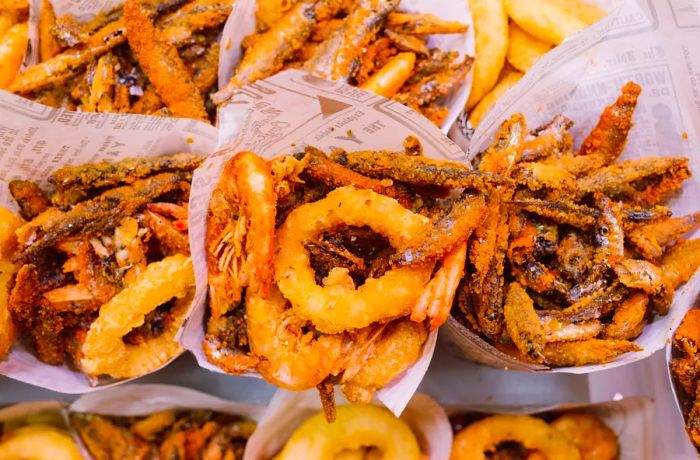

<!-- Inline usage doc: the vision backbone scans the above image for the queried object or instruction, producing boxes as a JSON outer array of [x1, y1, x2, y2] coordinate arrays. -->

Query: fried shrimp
[[275, 186, 433, 333], [246, 286, 347, 391], [342, 319, 428, 403], [451, 415, 581, 460], [79, 254, 194, 378], [207, 151, 276, 319], [124, 0, 207, 120]]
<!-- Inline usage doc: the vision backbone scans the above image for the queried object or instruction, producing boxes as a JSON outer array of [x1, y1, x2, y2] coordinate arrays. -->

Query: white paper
[[216, 0, 474, 133], [444, 0, 700, 374], [180, 68, 467, 416], [242, 390, 452, 460], [0, 90, 218, 392], [446, 397, 654, 460]]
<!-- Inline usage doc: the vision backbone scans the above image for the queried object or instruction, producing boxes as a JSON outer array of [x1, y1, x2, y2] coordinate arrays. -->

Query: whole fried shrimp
[[207, 151, 276, 319], [247, 286, 348, 391]]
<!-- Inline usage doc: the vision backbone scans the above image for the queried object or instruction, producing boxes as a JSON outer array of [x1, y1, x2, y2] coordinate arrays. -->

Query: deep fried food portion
[[385, 12, 469, 35], [661, 239, 700, 290], [542, 339, 640, 367], [8, 181, 51, 221], [124, 0, 207, 120], [504, 282, 545, 363], [551, 412, 619, 460], [520, 115, 574, 162], [628, 212, 700, 261], [577, 81, 641, 165], [79, 254, 194, 378], [451, 415, 581, 460], [0, 206, 23, 258], [15, 172, 185, 261], [50, 153, 202, 190], [342, 319, 427, 403], [603, 291, 648, 340], [0, 260, 17, 358], [674, 309, 700, 357], [334, 149, 510, 188]]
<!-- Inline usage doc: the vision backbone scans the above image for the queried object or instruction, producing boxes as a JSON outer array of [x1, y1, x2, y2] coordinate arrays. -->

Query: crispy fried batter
[[542, 338, 641, 367], [629, 212, 700, 260], [8, 180, 51, 220]]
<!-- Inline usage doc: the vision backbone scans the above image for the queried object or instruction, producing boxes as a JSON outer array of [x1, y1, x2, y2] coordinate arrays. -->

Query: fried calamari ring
[[0, 425, 83, 460], [275, 405, 420, 460], [79, 254, 194, 378], [451, 415, 580, 460], [274, 186, 433, 334]]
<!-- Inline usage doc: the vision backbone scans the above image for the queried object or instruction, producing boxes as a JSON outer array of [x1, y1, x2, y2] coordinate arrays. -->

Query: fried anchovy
[[392, 193, 486, 265], [304, 0, 399, 81], [15, 172, 185, 261], [49, 153, 202, 190], [9, 180, 51, 220], [333, 150, 511, 189]]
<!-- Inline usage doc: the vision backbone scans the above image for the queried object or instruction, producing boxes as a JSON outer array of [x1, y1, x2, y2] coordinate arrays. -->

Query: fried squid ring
[[275, 404, 420, 460], [274, 186, 433, 334], [79, 254, 194, 379], [451, 415, 580, 460]]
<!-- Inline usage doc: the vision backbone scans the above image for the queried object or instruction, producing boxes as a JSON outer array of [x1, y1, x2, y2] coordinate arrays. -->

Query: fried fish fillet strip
[[504, 282, 545, 363], [15, 172, 185, 261], [577, 81, 641, 165], [385, 12, 468, 35], [304, 0, 399, 81], [124, 0, 207, 121], [334, 149, 510, 188], [212, 0, 326, 104], [12, 1, 228, 94], [50, 152, 202, 190], [542, 339, 641, 366]]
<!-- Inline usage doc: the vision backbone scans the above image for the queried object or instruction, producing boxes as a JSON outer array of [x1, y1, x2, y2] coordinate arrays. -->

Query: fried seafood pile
[[5, 153, 201, 379], [671, 309, 700, 451], [72, 409, 255, 459], [203, 144, 502, 411], [213, 0, 472, 126], [452, 81, 700, 367], [8, 0, 231, 122], [450, 411, 618, 459]]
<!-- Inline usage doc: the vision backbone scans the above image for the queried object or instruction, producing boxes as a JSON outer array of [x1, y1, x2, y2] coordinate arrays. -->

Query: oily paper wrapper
[[242, 389, 451, 460], [216, 0, 474, 133], [180, 68, 465, 416], [665, 308, 700, 455], [69, 384, 266, 460], [0, 90, 218, 392], [444, 0, 700, 373], [448, 397, 654, 460]]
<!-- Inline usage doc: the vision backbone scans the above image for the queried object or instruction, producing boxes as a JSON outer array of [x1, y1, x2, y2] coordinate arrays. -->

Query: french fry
[[39, 0, 61, 61], [467, 0, 509, 109], [506, 21, 552, 73], [359, 52, 416, 98], [469, 66, 522, 127], [504, 0, 588, 45], [0, 21, 26, 88], [550, 0, 607, 26]]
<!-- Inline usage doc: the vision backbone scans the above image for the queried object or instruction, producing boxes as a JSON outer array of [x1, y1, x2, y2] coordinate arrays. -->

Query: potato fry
[[359, 52, 416, 98], [0, 21, 27, 88], [0, 205, 23, 259], [39, 0, 61, 61], [467, 0, 508, 109], [550, 0, 607, 25], [506, 21, 552, 72], [504, 0, 588, 45], [469, 66, 522, 126]]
